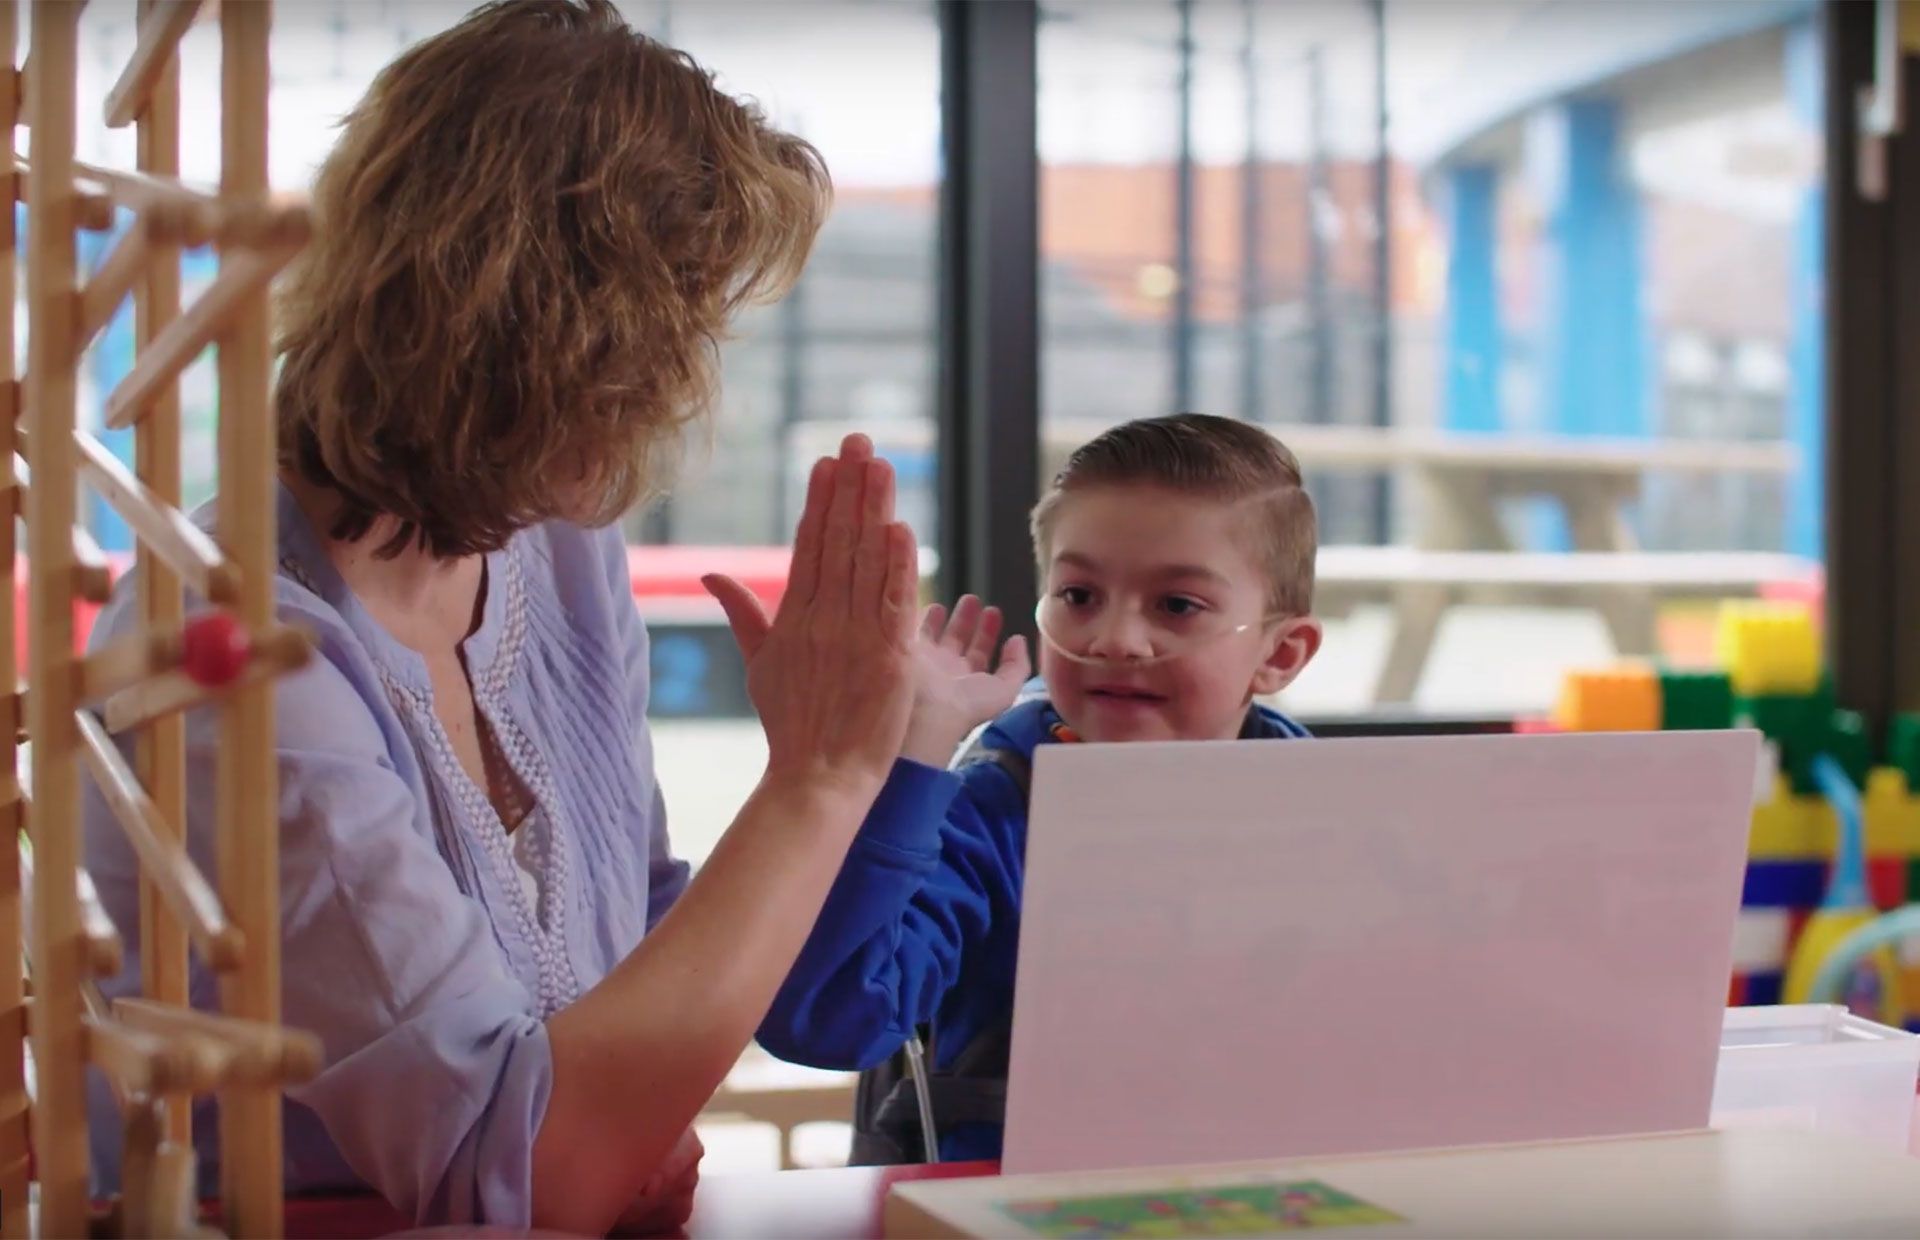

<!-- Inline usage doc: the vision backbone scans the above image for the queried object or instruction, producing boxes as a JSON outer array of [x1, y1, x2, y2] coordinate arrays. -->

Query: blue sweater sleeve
[[757, 756, 1024, 1071]]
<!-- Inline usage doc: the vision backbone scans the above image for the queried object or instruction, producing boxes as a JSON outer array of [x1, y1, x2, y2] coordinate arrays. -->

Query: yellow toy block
[[1749, 774, 1835, 859], [1714, 601, 1821, 697], [1554, 664, 1660, 732], [1865, 766, 1920, 859]]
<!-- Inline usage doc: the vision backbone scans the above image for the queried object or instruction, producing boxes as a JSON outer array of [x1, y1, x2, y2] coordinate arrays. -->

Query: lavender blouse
[[80, 482, 691, 1226]]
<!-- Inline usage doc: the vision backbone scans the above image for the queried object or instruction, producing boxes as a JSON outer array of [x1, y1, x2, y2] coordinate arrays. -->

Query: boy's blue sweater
[[756, 692, 1310, 1161]]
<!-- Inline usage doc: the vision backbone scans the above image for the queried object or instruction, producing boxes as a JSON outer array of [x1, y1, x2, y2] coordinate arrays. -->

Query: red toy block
[[1868, 856, 1910, 911]]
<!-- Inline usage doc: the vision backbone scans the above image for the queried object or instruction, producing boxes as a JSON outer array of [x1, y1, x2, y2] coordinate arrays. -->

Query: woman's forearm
[[529, 770, 876, 1234]]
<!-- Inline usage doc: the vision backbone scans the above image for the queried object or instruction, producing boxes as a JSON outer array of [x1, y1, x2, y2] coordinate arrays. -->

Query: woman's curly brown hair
[[274, 0, 831, 558]]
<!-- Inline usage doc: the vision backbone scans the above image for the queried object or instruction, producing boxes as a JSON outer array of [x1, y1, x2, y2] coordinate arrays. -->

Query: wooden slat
[[74, 626, 176, 704], [76, 216, 150, 345], [74, 866, 123, 977], [74, 710, 243, 970], [102, 0, 202, 128], [0, 12, 18, 1220], [10, 154, 114, 232], [104, 244, 287, 429], [24, 5, 90, 1232], [78, 159, 309, 250], [16, 829, 124, 983], [69, 520, 112, 604], [219, 1, 284, 1227], [115, 998, 320, 1084], [120, 1096, 164, 1235], [13, 153, 308, 248], [87, 1012, 306, 1112], [101, 622, 308, 735], [73, 425, 236, 600], [134, 0, 193, 1153], [149, 1142, 201, 1240], [10, 446, 118, 601], [67, 426, 237, 602], [84, 1016, 227, 1096]]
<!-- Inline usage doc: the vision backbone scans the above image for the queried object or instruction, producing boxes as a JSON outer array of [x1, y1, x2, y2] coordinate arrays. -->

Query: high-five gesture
[[901, 595, 1032, 767], [703, 434, 919, 796]]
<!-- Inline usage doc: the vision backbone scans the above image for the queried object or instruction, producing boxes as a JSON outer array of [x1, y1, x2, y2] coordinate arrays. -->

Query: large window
[[1036, 0, 1825, 720], [64, 0, 1835, 823]]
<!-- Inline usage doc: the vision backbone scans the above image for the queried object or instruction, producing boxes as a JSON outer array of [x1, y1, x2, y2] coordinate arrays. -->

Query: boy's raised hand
[[900, 594, 1032, 768]]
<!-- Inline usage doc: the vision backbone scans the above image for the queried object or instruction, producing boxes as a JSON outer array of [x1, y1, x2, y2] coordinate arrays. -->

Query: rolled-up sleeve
[[265, 729, 552, 1226], [87, 629, 553, 1227]]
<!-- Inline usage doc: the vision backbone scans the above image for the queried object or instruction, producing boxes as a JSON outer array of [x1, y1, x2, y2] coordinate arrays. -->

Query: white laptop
[[1002, 729, 1760, 1175]]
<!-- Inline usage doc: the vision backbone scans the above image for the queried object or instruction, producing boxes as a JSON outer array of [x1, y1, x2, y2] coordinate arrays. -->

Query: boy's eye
[[1160, 595, 1207, 619], [1057, 585, 1095, 607]]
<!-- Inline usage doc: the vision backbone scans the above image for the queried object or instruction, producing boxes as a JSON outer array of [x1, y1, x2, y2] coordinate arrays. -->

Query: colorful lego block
[[1863, 767, 1920, 858], [1742, 859, 1827, 908], [1715, 601, 1821, 697], [1748, 775, 1833, 859], [1742, 971, 1785, 1006], [1736, 687, 1872, 796], [1658, 669, 1734, 731], [1554, 664, 1660, 732], [1868, 856, 1910, 910], [1727, 974, 1748, 1006], [1736, 687, 1831, 759]]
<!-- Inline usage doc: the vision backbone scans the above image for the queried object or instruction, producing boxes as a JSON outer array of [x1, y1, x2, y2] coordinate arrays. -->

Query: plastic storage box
[[1711, 1004, 1920, 1153]]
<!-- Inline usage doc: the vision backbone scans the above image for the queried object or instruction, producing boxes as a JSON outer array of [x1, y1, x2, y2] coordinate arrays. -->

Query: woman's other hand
[[609, 1127, 702, 1237]]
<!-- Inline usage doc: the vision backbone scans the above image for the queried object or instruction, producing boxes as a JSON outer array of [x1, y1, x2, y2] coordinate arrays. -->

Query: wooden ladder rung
[[101, 0, 203, 130]]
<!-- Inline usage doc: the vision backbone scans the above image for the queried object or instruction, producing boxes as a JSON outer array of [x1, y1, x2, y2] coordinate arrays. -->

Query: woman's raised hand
[[703, 434, 918, 799]]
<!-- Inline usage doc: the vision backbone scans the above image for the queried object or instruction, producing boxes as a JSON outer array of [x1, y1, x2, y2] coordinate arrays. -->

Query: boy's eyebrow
[[1158, 564, 1232, 586], [1053, 551, 1231, 587]]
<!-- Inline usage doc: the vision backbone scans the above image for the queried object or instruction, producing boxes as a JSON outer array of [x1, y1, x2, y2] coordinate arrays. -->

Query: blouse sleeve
[[87, 623, 555, 1227]]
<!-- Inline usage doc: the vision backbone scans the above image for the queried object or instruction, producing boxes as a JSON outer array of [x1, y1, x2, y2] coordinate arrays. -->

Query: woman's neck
[[282, 470, 487, 647]]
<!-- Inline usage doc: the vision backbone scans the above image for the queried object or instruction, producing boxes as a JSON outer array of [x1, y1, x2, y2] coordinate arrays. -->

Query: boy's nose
[[1084, 610, 1156, 660]]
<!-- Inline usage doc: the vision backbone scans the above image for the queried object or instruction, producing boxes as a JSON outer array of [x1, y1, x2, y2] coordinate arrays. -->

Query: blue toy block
[[1742, 859, 1826, 909], [1743, 971, 1784, 1007]]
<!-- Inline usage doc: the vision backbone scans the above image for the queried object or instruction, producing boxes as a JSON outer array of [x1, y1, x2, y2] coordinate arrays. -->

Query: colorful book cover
[[994, 1178, 1404, 1238]]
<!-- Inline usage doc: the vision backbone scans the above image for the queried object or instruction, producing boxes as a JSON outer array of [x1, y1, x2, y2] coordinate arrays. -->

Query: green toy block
[[1736, 686, 1832, 758], [1889, 713, 1920, 792], [1738, 683, 1874, 795], [1658, 670, 1734, 731], [1774, 710, 1873, 796], [1804, 708, 1874, 790]]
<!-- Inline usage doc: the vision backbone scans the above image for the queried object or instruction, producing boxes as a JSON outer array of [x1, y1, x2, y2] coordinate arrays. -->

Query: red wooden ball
[[181, 611, 251, 687]]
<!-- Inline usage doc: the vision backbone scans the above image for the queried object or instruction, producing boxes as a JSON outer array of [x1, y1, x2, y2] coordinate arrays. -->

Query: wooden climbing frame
[[4, 2, 319, 1235]]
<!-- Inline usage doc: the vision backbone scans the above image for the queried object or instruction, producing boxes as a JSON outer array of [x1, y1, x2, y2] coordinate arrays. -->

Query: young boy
[[756, 413, 1324, 1162]]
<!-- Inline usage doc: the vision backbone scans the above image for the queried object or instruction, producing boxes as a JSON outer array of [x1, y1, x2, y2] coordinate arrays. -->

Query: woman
[[82, 1, 928, 1232]]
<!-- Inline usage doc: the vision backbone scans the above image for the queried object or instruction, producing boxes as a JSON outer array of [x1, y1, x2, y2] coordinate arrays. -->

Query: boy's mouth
[[1086, 684, 1168, 705]]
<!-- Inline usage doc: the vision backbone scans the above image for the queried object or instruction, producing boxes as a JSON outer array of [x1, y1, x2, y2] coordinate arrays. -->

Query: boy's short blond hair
[[1029, 413, 1317, 616]]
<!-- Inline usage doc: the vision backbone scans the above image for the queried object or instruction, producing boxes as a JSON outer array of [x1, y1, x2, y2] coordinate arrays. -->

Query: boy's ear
[[1251, 616, 1323, 697]]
